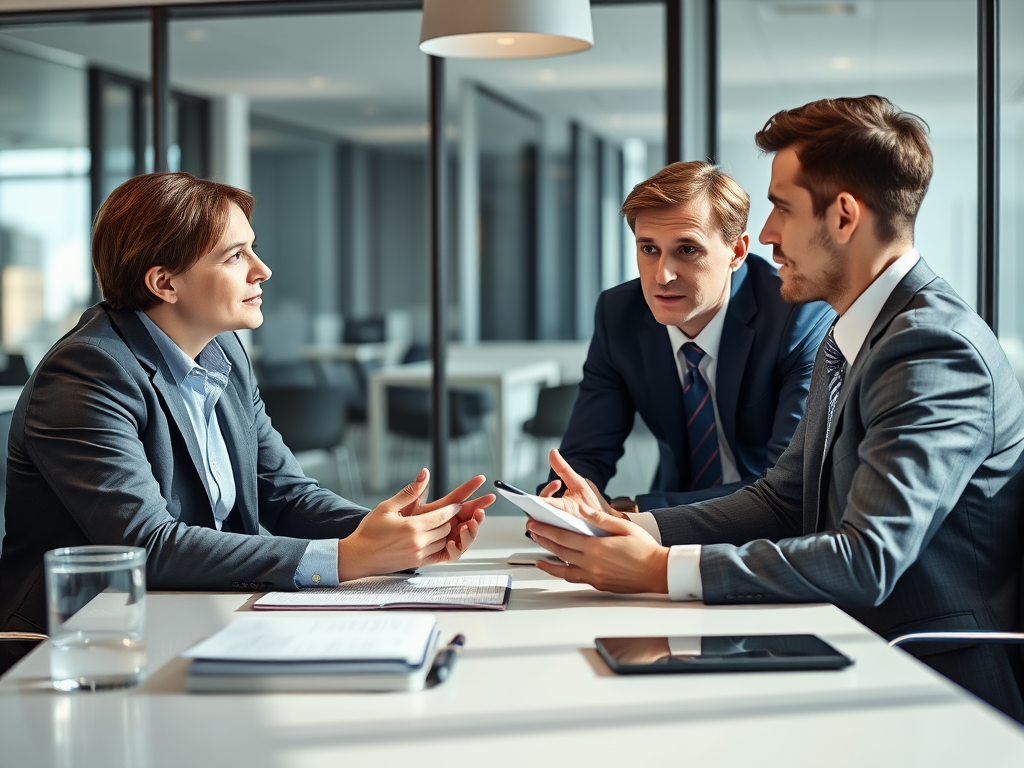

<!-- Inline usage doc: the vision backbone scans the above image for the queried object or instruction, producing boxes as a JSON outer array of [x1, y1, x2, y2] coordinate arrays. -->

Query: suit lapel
[[216, 354, 258, 535], [813, 258, 937, 527], [716, 261, 755, 456], [106, 307, 214, 505], [639, 312, 690, 486]]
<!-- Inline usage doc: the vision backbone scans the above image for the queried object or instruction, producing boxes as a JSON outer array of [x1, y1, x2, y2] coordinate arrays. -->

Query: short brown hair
[[754, 95, 932, 243], [92, 172, 255, 310], [620, 161, 750, 243]]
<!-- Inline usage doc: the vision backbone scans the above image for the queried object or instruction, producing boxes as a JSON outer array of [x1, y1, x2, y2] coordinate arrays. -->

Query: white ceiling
[[0, 0, 1015, 151]]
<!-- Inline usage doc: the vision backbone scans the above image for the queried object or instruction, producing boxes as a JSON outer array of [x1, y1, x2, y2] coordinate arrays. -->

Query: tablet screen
[[596, 634, 853, 673]]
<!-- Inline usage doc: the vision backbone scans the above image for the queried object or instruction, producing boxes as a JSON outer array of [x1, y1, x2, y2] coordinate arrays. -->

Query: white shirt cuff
[[626, 511, 662, 544], [666, 545, 703, 602]]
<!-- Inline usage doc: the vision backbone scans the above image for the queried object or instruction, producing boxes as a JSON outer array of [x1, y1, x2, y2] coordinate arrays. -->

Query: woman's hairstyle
[[92, 172, 255, 310]]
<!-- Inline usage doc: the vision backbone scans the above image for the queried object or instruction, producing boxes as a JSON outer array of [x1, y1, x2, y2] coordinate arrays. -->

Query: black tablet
[[595, 634, 853, 673]]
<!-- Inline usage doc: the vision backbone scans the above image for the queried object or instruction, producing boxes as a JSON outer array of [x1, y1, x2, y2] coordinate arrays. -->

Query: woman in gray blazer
[[0, 172, 493, 674]]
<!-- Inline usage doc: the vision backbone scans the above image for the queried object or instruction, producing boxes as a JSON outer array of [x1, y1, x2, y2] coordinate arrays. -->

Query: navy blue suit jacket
[[554, 255, 834, 511]]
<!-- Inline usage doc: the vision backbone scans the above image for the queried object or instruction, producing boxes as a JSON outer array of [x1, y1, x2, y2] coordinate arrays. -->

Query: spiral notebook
[[254, 573, 512, 611]]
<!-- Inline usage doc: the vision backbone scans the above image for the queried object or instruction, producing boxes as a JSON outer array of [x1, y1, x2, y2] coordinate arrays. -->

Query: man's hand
[[528, 449, 669, 594], [403, 474, 495, 564], [537, 472, 628, 520], [337, 469, 485, 580]]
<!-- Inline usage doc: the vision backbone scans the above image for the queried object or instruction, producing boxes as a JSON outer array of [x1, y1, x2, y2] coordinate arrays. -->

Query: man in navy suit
[[553, 161, 833, 513]]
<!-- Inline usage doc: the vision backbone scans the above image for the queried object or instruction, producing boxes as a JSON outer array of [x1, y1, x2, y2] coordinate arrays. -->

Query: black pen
[[427, 633, 465, 686]]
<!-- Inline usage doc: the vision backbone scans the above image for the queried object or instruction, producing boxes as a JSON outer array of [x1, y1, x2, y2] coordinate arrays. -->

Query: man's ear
[[730, 232, 750, 270], [830, 192, 861, 245], [143, 265, 177, 304]]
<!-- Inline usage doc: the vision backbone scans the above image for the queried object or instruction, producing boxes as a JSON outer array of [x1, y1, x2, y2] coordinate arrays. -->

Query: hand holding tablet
[[494, 480, 610, 538]]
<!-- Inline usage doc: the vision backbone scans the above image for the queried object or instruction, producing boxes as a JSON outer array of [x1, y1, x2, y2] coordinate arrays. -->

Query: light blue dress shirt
[[136, 311, 339, 588]]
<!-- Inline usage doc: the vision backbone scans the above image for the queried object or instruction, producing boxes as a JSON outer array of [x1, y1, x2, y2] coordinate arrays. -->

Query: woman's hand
[[405, 474, 495, 564], [337, 469, 463, 580]]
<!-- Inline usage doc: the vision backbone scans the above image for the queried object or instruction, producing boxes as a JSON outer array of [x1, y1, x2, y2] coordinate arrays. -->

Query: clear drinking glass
[[44, 546, 147, 691]]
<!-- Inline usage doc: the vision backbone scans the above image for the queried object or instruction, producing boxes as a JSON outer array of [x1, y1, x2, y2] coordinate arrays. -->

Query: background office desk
[[366, 360, 560, 490], [2, 516, 1023, 767]]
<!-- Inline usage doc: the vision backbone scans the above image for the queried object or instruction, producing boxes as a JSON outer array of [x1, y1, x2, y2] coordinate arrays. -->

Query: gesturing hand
[[528, 449, 670, 594], [403, 473, 495, 564], [337, 468, 467, 581]]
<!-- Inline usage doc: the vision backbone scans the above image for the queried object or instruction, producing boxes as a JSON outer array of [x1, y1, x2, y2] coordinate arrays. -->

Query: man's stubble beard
[[779, 222, 848, 306]]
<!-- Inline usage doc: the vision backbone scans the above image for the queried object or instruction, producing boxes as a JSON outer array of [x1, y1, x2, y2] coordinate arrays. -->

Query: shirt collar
[[833, 248, 920, 367], [665, 272, 732, 361], [135, 310, 231, 386]]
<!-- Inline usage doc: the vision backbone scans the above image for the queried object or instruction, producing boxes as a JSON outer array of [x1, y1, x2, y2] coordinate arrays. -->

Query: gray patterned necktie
[[823, 325, 846, 447]]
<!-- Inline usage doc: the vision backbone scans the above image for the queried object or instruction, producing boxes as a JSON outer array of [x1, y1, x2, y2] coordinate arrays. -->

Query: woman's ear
[[143, 265, 177, 304]]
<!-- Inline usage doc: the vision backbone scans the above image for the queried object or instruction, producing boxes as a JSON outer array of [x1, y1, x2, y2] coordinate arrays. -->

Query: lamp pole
[[429, 54, 449, 499]]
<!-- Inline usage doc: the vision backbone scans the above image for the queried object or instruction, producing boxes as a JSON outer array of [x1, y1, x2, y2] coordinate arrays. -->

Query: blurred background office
[[0, 0, 1019, 516]]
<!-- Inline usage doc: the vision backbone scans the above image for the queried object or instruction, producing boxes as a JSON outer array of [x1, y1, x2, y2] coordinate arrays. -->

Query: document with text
[[254, 573, 512, 611]]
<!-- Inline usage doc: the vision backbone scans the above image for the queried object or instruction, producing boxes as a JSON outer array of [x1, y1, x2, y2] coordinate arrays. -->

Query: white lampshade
[[420, 0, 594, 59]]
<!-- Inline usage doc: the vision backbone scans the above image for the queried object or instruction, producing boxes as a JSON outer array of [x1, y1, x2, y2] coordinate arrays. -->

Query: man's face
[[759, 147, 848, 305], [635, 199, 747, 337], [169, 202, 272, 339]]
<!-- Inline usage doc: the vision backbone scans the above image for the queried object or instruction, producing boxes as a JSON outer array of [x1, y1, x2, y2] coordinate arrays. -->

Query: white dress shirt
[[648, 249, 921, 601]]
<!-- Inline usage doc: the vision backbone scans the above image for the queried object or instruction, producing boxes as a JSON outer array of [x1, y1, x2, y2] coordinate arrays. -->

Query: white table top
[[2, 516, 1022, 767]]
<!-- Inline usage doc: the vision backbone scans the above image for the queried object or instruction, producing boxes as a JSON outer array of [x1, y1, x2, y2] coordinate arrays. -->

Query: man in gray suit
[[527, 96, 1024, 721], [0, 173, 493, 674]]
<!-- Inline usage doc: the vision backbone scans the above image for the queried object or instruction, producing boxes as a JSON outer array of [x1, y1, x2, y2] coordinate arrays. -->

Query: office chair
[[386, 386, 495, 482], [260, 384, 363, 497], [253, 360, 320, 388], [888, 547, 1024, 721], [517, 383, 579, 472], [0, 354, 30, 386], [523, 383, 579, 439], [343, 316, 387, 344]]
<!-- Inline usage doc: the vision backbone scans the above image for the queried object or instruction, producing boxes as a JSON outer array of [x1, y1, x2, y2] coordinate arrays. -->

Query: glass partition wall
[[719, 0, 979, 305], [0, 0, 1017, 507]]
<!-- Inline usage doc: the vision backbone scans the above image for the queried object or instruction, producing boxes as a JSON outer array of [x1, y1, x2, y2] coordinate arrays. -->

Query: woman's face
[[169, 202, 271, 340]]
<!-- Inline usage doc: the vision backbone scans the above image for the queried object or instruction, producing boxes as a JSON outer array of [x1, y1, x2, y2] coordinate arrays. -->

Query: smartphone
[[595, 634, 853, 674], [493, 479, 609, 538]]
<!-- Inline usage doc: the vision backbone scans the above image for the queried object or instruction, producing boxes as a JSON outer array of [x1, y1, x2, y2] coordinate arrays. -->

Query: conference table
[[365, 359, 561, 491], [2, 516, 1023, 767]]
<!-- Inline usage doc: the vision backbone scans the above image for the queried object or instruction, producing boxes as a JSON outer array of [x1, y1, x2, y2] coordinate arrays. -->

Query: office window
[[169, 11, 429, 354], [445, 2, 665, 341], [0, 41, 90, 362], [999, 0, 1024, 367], [719, 0, 978, 305]]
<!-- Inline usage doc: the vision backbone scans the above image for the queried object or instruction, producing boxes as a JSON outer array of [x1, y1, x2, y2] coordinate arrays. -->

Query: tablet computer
[[595, 634, 853, 674], [494, 480, 609, 538]]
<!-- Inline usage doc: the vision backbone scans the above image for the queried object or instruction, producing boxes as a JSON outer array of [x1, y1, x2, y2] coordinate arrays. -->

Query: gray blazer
[[653, 259, 1024, 718], [0, 304, 367, 639]]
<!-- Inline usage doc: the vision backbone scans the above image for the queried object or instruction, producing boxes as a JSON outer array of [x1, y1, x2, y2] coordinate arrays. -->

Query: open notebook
[[254, 573, 512, 611]]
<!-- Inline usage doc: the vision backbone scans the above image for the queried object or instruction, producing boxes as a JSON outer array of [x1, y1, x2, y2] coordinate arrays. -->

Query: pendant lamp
[[419, 0, 594, 59]]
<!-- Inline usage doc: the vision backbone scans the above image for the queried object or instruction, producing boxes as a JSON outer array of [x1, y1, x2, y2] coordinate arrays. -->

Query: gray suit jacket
[[653, 259, 1024, 718], [0, 304, 367, 639]]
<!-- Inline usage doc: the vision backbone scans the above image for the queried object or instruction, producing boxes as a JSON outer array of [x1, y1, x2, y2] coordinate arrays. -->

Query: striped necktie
[[823, 325, 846, 447], [680, 342, 723, 491]]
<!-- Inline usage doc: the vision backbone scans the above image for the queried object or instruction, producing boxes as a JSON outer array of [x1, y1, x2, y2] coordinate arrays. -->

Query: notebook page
[[182, 613, 437, 663], [255, 574, 511, 609]]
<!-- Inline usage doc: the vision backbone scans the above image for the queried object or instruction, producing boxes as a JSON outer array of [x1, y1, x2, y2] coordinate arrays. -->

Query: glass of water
[[44, 546, 147, 691]]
